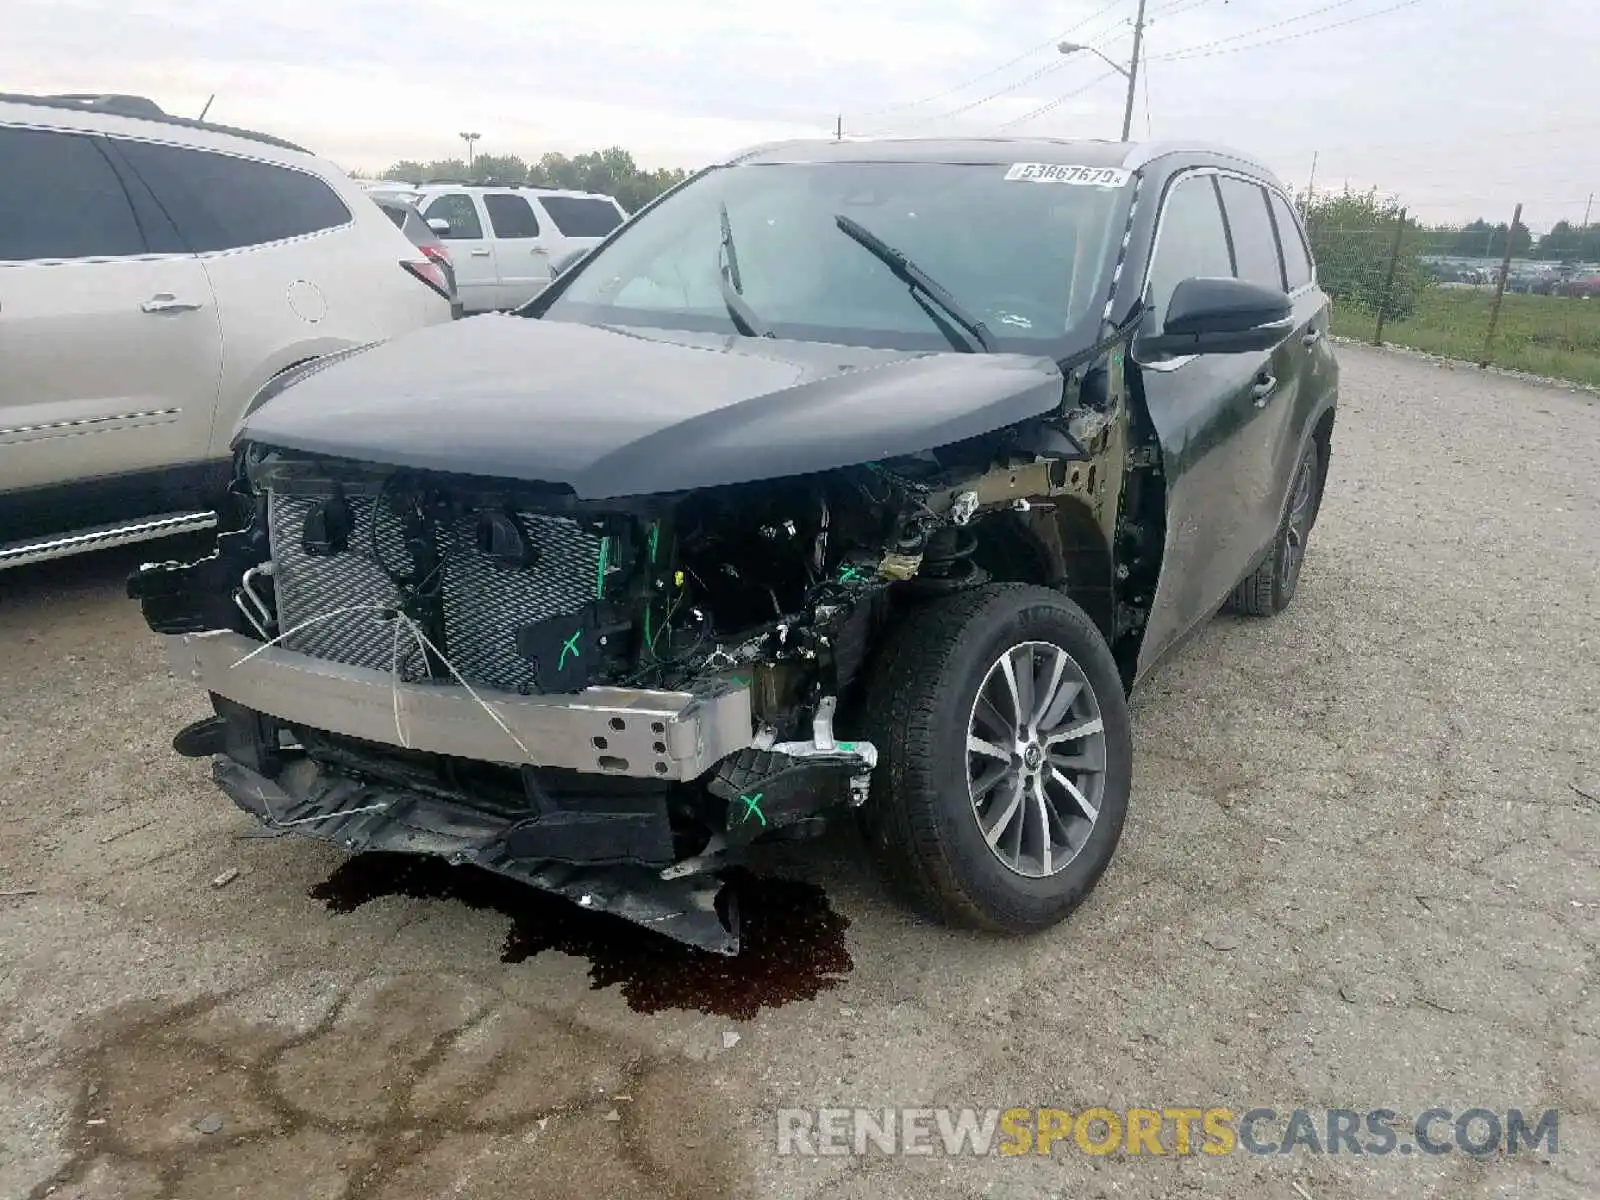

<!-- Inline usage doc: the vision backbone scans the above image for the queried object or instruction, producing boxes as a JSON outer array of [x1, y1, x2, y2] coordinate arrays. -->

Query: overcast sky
[[6, 0, 1597, 228]]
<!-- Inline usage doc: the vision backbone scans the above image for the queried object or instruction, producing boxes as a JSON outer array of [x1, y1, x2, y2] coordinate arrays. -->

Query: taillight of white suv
[[402, 255, 452, 300]]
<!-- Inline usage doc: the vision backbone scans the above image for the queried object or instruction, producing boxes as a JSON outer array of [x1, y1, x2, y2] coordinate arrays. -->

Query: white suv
[[0, 93, 453, 569], [366, 182, 628, 313]]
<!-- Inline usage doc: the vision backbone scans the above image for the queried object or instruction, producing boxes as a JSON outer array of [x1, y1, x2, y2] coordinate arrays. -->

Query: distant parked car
[[0, 92, 453, 570], [368, 192, 463, 319], [367, 183, 629, 313], [1556, 273, 1600, 299]]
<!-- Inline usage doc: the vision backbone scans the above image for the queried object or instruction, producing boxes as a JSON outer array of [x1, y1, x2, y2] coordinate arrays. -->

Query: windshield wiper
[[717, 202, 772, 338], [833, 214, 996, 353]]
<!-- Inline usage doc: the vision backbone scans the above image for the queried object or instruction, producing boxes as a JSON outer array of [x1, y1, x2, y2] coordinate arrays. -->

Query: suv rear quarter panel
[[171, 157, 449, 454]]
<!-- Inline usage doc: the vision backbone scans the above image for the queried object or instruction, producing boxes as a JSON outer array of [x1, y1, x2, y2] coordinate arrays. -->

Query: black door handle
[[1250, 374, 1277, 406]]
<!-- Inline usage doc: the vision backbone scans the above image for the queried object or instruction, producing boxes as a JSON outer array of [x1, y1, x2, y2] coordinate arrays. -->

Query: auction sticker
[[1004, 163, 1130, 186]]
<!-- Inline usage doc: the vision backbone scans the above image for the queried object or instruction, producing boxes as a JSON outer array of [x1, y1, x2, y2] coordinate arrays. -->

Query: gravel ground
[[1, 344, 1596, 1200]]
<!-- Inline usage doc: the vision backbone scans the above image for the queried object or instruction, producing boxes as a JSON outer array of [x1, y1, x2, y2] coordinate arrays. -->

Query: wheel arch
[[1308, 402, 1336, 525], [969, 500, 1116, 646]]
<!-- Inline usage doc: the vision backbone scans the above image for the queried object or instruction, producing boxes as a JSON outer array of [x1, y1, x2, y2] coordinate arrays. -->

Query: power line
[[998, 68, 1126, 130], [1152, 0, 1426, 61], [851, 0, 1126, 120], [1145, 0, 1217, 20], [872, 58, 1087, 133], [1149, 0, 1369, 57]]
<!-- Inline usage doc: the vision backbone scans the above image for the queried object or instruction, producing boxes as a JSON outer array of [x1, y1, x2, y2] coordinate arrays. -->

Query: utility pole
[[458, 131, 481, 171], [1121, 0, 1149, 142], [1305, 150, 1318, 211], [835, 114, 843, 142]]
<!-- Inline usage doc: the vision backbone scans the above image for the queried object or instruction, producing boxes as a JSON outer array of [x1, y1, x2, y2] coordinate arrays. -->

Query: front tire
[[1228, 439, 1323, 617], [859, 584, 1133, 934]]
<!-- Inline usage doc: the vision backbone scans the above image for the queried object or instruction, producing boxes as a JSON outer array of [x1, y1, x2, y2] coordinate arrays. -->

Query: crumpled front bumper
[[212, 754, 738, 953], [166, 629, 756, 780]]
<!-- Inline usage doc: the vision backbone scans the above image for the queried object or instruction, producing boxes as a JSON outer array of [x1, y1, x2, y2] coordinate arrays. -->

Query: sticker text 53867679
[[1003, 163, 1131, 187]]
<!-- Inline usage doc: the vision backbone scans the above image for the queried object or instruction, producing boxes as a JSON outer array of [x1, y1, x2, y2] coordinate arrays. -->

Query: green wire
[[595, 535, 610, 598]]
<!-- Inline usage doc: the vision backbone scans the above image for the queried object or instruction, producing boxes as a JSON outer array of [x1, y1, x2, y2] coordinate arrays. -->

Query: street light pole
[[1058, 0, 1149, 142], [458, 131, 481, 170]]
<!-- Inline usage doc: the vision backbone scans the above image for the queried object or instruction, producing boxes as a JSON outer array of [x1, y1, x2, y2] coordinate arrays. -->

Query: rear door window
[[1268, 190, 1314, 290], [0, 126, 146, 260], [1217, 176, 1286, 291], [112, 140, 351, 252], [537, 196, 624, 237], [483, 193, 541, 238], [423, 194, 483, 240], [1146, 174, 1233, 329]]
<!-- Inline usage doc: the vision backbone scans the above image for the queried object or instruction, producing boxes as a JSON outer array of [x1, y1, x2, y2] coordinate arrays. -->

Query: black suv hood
[[240, 314, 1066, 499]]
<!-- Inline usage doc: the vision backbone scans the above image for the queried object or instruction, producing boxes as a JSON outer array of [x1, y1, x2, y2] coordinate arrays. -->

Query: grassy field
[[1330, 287, 1600, 388]]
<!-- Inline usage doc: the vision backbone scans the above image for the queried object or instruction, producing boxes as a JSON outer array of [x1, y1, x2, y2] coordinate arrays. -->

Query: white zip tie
[[226, 598, 538, 766]]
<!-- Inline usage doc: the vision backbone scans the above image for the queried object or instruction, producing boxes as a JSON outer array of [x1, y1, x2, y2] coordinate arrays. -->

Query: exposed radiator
[[268, 491, 602, 694]]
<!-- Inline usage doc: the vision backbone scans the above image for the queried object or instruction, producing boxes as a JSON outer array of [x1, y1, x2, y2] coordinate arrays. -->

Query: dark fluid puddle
[[311, 854, 853, 1019]]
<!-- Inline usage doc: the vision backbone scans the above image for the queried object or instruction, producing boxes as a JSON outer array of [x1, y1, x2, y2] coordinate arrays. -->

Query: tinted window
[[376, 202, 408, 229], [424, 194, 482, 240], [1146, 175, 1233, 329], [483, 193, 540, 238], [538, 196, 623, 237], [0, 127, 145, 260], [1217, 176, 1284, 290], [1269, 190, 1314, 290], [114, 141, 350, 252]]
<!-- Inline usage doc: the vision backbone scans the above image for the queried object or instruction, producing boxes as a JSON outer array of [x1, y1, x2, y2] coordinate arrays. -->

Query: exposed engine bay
[[130, 385, 1152, 954]]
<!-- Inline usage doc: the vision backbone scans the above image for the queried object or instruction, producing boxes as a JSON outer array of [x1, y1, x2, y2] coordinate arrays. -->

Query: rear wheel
[[1229, 440, 1322, 617], [859, 584, 1133, 933]]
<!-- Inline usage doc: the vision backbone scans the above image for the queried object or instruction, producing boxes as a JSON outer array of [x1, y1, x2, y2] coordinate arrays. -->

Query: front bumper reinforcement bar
[[167, 630, 755, 781]]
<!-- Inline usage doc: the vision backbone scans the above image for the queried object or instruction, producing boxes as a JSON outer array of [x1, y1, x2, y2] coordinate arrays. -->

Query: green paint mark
[[837, 564, 865, 583], [557, 630, 582, 671], [837, 741, 856, 752], [595, 536, 610, 598], [736, 792, 767, 827], [647, 522, 660, 563]]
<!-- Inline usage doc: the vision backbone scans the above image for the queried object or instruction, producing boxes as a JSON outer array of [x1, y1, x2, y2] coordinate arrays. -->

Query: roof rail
[[0, 91, 313, 155]]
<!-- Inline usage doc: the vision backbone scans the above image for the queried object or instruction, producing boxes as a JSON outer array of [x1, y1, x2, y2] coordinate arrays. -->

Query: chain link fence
[[1304, 201, 1600, 389]]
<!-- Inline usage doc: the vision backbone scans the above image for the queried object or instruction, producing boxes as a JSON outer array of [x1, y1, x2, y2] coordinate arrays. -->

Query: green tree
[[1448, 217, 1533, 259], [470, 153, 529, 185], [1300, 188, 1428, 323], [381, 160, 426, 182]]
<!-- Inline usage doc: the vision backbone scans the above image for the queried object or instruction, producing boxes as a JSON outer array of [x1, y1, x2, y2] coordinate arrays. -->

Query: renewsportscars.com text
[[775, 1106, 1560, 1158]]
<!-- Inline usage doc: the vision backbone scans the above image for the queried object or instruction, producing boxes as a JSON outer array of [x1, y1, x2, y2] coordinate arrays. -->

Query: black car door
[[1214, 175, 1312, 568], [1265, 185, 1337, 505], [1130, 170, 1293, 676]]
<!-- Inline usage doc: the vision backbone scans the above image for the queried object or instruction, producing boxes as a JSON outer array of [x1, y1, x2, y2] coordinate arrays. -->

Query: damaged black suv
[[131, 138, 1338, 954]]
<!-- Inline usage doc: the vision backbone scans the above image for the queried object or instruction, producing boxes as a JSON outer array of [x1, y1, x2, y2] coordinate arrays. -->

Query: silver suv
[[0, 93, 453, 570]]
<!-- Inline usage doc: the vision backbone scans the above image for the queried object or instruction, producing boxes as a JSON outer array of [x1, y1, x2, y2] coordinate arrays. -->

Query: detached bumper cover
[[215, 755, 738, 954], [166, 630, 755, 780]]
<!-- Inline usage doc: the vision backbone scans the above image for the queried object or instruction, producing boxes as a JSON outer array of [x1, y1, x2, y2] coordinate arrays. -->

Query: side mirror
[[427, 217, 451, 235], [1143, 277, 1294, 357]]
